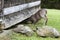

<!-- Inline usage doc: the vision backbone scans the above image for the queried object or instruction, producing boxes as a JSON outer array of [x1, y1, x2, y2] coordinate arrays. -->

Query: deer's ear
[[37, 10, 41, 14]]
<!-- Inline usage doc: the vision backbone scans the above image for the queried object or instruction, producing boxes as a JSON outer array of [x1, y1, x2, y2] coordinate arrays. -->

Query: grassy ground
[[9, 9, 60, 40]]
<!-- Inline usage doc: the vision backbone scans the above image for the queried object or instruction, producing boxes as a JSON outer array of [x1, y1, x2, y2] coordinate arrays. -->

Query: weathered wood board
[[4, 7, 40, 29], [4, 1, 41, 15], [0, 0, 41, 29]]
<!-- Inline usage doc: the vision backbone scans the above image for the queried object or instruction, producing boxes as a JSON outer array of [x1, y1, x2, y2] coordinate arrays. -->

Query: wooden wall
[[4, 0, 40, 8]]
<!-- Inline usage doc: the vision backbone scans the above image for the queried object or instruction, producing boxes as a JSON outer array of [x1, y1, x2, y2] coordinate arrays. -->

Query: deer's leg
[[45, 16, 48, 25], [31, 17, 37, 23], [43, 15, 48, 25]]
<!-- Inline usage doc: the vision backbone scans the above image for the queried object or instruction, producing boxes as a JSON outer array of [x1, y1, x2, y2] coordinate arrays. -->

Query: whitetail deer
[[25, 9, 48, 25]]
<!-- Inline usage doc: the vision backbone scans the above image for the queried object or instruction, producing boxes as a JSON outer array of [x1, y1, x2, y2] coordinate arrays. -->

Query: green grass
[[10, 9, 60, 40]]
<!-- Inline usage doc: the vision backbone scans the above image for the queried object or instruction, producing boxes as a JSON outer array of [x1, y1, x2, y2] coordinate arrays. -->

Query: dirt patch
[[0, 30, 13, 40]]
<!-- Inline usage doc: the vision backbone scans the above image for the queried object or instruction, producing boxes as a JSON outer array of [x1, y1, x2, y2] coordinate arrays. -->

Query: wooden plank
[[3, 7, 40, 29], [3, 1, 41, 15]]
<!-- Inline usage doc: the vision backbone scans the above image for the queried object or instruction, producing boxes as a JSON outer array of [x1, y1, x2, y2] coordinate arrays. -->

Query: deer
[[24, 9, 48, 25]]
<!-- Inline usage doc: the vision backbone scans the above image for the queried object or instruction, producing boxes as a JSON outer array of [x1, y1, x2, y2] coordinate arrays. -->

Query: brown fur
[[25, 9, 48, 25]]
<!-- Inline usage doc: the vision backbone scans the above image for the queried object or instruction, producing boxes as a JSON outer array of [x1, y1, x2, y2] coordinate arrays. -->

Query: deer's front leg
[[43, 15, 48, 25]]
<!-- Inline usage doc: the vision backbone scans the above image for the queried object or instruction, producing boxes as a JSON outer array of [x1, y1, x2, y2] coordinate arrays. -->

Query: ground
[[0, 9, 60, 40]]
